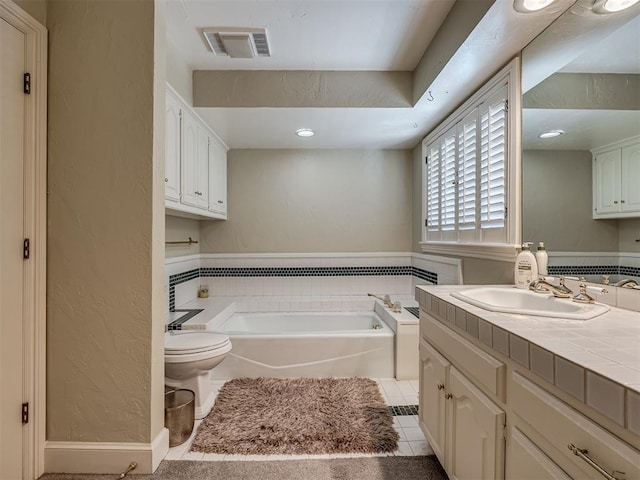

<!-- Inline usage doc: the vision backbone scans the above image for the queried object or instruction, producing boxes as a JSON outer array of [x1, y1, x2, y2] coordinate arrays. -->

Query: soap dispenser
[[515, 242, 538, 289], [535, 242, 548, 275]]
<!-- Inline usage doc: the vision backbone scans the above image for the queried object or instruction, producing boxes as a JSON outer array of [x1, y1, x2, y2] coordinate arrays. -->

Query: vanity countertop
[[416, 285, 640, 394]]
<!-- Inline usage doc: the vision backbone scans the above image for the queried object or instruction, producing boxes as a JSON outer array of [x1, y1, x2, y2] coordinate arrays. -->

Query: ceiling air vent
[[202, 28, 271, 58]]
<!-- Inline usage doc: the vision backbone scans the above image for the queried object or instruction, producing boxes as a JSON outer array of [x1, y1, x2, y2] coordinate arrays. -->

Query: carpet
[[38, 456, 449, 480], [190, 377, 399, 455]]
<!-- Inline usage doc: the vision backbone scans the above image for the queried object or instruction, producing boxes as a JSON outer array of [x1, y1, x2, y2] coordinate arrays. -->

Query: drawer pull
[[437, 384, 445, 390], [445, 393, 453, 399], [568, 444, 625, 480]]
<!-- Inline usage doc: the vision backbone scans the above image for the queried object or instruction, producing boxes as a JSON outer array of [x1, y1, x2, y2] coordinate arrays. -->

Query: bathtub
[[209, 310, 395, 379]]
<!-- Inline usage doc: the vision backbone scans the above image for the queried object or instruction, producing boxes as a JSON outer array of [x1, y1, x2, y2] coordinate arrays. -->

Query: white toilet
[[164, 331, 232, 419]]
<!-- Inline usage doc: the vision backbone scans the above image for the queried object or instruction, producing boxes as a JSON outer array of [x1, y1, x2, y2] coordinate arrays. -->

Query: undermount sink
[[450, 287, 610, 320]]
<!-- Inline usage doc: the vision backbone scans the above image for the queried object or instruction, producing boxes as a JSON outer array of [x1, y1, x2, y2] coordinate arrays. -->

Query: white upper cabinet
[[165, 85, 228, 220], [593, 136, 640, 219], [164, 92, 181, 202], [208, 135, 228, 217]]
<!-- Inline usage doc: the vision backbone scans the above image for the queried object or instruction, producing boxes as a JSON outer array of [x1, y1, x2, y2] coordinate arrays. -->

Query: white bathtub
[[209, 311, 395, 379]]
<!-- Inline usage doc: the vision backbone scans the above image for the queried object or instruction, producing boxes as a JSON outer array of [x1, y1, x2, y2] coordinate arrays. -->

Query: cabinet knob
[[218, 200, 223, 204], [621, 200, 625, 203], [445, 393, 453, 399], [164, 177, 168, 183], [614, 200, 618, 204], [437, 384, 445, 390]]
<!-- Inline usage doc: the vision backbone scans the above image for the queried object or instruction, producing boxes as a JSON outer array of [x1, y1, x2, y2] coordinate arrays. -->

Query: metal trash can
[[164, 388, 195, 447]]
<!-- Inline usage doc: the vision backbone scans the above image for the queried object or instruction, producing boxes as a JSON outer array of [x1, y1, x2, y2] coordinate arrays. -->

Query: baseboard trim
[[45, 428, 169, 474]]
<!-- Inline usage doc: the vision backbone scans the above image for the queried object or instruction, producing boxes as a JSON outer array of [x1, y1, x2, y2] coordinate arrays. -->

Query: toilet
[[164, 331, 232, 419]]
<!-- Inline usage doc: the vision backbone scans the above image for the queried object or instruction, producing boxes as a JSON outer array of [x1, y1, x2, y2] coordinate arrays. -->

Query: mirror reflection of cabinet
[[593, 137, 640, 219]]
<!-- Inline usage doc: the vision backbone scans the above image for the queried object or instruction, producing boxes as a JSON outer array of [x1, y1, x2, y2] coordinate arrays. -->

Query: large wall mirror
[[521, 0, 640, 285]]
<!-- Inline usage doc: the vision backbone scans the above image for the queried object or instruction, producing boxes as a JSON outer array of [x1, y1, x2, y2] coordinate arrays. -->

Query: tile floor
[[165, 378, 433, 461]]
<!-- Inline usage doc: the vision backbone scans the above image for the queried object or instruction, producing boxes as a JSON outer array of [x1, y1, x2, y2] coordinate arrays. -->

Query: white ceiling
[[165, 0, 455, 71], [165, 0, 579, 150]]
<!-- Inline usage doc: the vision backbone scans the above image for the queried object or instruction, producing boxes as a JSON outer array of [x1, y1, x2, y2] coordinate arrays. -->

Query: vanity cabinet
[[165, 85, 228, 220], [419, 318, 506, 480], [593, 136, 640, 219], [417, 289, 640, 480]]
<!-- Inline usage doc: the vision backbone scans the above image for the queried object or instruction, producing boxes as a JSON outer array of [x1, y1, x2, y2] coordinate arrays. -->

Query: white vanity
[[416, 284, 640, 480]]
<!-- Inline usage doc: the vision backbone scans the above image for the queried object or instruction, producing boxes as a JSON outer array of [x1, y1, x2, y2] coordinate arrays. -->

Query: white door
[[1, 17, 26, 480], [447, 367, 505, 480], [208, 136, 227, 216], [196, 127, 209, 209], [621, 143, 640, 213], [180, 109, 199, 208]]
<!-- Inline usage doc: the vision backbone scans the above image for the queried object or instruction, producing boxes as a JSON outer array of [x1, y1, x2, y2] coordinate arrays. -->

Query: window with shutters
[[421, 60, 520, 261]]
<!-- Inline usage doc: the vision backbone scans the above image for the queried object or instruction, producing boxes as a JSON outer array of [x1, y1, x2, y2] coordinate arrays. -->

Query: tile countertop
[[416, 285, 640, 394], [167, 294, 419, 332]]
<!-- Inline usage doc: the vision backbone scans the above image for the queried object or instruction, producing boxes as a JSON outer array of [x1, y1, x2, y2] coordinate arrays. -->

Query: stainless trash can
[[164, 388, 195, 447]]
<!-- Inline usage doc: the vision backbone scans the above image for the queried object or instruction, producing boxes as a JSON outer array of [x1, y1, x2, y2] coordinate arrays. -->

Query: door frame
[[0, 1, 47, 478]]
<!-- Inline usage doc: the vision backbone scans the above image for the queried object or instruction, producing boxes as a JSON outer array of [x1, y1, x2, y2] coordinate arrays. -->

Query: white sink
[[450, 287, 610, 320]]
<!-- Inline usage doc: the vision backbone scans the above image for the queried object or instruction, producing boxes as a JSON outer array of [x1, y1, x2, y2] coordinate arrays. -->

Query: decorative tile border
[[167, 309, 203, 331], [549, 264, 640, 278], [388, 405, 419, 416], [168, 265, 437, 311], [417, 288, 638, 432]]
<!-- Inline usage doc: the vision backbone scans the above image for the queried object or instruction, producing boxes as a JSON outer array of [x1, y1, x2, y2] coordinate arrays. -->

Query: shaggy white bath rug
[[190, 377, 399, 455]]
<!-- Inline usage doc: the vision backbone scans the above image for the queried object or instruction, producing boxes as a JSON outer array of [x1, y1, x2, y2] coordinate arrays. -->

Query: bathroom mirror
[[521, 0, 640, 285]]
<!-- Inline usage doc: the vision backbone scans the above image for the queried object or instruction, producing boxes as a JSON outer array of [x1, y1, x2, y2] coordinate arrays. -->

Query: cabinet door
[[165, 92, 181, 202], [208, 136, 227, 216], [621, 143, 640, 213], [180, 109, 199, 208], [447, 366, 505, 480], [593, 150, 621, 216], [196, 126, 209, 209], [506, 427, 572, 480], [418, 340, 449, 465]]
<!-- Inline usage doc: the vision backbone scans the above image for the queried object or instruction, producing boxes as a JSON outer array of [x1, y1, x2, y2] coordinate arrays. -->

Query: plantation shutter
[[426, 140, 441, 233], [441, 127, 457, 232], [457, 110, 478, 232], [479, 86, 507, 232]]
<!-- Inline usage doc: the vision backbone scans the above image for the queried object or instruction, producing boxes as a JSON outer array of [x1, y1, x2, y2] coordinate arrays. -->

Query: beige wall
[[619, 218, 640, 253], [166, 215, 200, 257], [523, 150, 618, 252], [200, 149, 413, 253], [47, 0, 161, 443], [13, 0, 46, 25]]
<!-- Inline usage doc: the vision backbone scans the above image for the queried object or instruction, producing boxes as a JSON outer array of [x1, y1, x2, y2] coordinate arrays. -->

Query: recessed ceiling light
[[593, 0, 639, 13], [296, 128, 314, 137], [539, 129, 564, 139], [513, 0, 556, 12]]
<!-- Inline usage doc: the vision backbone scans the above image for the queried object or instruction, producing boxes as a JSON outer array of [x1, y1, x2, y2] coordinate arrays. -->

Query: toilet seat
[[165, 331, 231, 355]]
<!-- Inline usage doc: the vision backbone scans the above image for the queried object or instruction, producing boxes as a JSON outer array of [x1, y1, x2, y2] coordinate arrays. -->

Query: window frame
[[420, 58, 522, 262]]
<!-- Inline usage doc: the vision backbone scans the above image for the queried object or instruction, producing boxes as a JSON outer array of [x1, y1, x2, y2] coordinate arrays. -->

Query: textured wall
[[166, 38, 192, 105], [200, 149, 413, 253], [13, 0, 46, 25], [523, 150, 618, 252], [619, 218, 640, 253], [47, 0, 159, 443], [166, 215, 200, 258]]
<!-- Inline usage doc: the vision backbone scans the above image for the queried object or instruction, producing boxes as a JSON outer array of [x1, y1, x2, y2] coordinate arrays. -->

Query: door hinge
[[505, 99, 509, 113], [504, 206, 508, 219], [22, 403, 29, 424], [24, 73, 31, 94], [503, 423, 508, 440], [23, 238, 30, 259]]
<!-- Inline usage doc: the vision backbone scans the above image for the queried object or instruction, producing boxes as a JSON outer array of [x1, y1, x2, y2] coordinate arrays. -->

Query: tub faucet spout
[[368, 293, 394, 308]]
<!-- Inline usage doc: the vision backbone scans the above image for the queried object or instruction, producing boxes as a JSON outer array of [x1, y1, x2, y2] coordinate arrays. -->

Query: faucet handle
[[572, 284, 595, 304]]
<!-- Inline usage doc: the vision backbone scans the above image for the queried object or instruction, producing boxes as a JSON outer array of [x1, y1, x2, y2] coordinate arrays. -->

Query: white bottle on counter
[[515, 242, 538, 288], [535, 242, 548, 275]]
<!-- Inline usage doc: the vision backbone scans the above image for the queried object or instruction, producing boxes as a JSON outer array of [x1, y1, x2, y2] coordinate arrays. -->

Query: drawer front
[[507, 426, 573, 480], [511, 372, 640, 479], [422, 314, 505, 401]]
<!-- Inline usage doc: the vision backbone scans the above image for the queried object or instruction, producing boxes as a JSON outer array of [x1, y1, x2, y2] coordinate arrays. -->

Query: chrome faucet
[[614, 279, 639, 288], [529, 278, 572, 298], [367, 293, 394, 308]]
